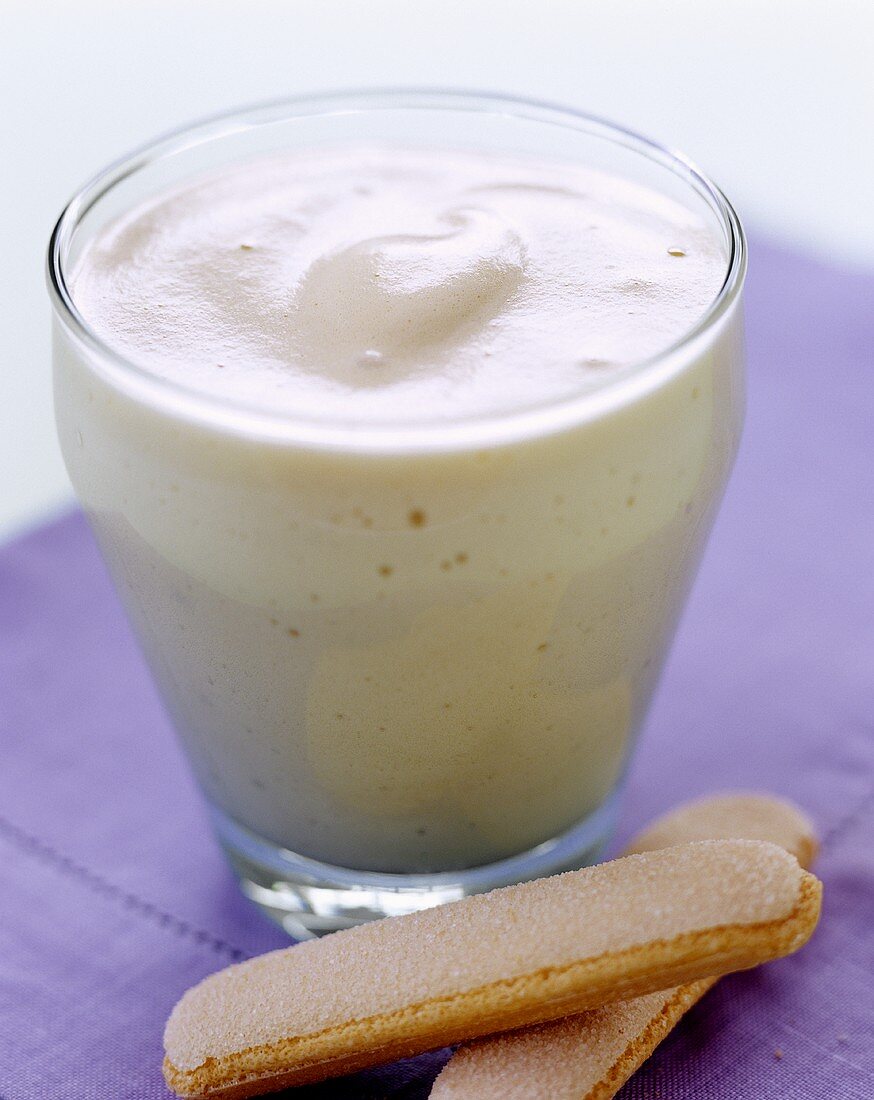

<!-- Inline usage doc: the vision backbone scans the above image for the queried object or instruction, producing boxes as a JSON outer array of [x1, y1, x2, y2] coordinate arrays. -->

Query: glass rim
[[47, 87, 746, 454]]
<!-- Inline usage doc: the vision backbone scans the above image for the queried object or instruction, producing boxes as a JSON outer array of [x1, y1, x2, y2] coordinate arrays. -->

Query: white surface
[[3, 0, 872, 541]]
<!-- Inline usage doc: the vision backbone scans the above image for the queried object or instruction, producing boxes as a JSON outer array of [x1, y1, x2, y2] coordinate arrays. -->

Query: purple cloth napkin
[[1, 240, 873, 1099]]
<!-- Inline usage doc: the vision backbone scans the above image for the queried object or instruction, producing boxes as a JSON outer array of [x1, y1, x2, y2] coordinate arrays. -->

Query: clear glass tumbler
[[48, 91, 746, 937]]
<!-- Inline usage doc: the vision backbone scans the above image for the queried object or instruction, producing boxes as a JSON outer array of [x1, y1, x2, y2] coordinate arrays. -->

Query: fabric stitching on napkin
[[0, 813, 249, 963], [819, 780, 874, 853]]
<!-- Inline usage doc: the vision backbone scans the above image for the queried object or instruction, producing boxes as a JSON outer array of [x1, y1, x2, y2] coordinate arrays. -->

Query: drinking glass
[[48, 90, 746, 937]]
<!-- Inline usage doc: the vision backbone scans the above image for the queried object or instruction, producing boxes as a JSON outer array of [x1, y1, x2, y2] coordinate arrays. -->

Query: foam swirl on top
[[292, 206, 525, 381], [72, 146, 725, 423]]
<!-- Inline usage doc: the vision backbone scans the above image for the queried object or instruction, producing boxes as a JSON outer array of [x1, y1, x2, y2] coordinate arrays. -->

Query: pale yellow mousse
[[58, 145, 740, 872]]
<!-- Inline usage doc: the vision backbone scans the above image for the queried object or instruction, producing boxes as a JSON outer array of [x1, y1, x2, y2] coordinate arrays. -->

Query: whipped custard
[[56, 144, 742, 872]]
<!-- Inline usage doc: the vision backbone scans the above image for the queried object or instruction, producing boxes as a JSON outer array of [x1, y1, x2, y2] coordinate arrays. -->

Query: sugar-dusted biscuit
[[163, 837, 820, 1098], [625, 792, 818, 868], [431, 794, 818, 1100]]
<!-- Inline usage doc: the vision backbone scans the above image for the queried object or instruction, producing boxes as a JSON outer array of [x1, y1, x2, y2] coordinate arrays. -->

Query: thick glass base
[[211, 789, 622, 939]]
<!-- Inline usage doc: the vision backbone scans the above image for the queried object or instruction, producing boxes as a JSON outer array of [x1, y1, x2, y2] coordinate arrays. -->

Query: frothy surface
[[72, 147, 725, 423]]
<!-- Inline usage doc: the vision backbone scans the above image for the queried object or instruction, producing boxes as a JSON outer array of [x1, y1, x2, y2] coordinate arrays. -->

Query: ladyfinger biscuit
[[163, 838, 820, 1099], [626, 792, 818, 868], [431, 794, 818, 1100]]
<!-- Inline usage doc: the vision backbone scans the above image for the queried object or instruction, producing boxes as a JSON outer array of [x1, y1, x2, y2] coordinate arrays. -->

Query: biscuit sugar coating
[[163, 837, 820, 1098], [431, 793, 818, 1100]]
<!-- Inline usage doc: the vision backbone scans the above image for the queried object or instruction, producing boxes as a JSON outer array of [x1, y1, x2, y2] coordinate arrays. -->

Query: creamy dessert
[[55, 144, 742, 873]]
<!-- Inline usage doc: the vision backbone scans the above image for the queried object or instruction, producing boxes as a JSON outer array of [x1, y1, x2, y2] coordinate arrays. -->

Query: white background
[[3, 0, 872, 541]]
